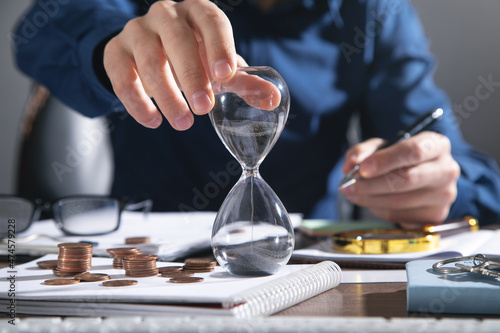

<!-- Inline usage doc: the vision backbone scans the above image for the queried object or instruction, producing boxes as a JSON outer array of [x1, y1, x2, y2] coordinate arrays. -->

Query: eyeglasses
[[0, 195, 152, 237]]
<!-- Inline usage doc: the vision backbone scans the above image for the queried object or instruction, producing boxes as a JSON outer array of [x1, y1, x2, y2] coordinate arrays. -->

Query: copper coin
[[183, 258, 216, 269], [125, 237, 150, 244], [44, 278, 80, 285], [106, 247, 141, 253], [228, 229, 245, 234], [158, 266, 183, 273], [169, 277, 204, 284], [184, 258, 216, 266], [125, 268, 159, 277], [182, 268, 214, 273], [37, 260, 58, 270], [53, 268, 82, 277], [74, 273, 110, 282], [58, 242, 92, 249], [123, 254, 158, 261], [102, 280, 138, 287], [160, 271, 195, 278]]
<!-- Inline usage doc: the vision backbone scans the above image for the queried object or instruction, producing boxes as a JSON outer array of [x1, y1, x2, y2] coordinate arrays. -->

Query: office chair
[[16, 85, 114, 202]]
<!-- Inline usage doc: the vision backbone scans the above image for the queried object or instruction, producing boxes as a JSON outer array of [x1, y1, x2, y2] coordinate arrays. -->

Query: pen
[[338, 108, 444, 190], [423, 216, 479, 236]]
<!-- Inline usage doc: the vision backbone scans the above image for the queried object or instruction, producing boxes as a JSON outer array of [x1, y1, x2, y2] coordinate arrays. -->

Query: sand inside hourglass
[[212, 222, 294, 276], [214, 119, 279, 168]]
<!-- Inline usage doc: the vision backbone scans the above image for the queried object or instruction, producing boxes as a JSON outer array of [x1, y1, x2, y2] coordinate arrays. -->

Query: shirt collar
[[327, 0, 344, 28]]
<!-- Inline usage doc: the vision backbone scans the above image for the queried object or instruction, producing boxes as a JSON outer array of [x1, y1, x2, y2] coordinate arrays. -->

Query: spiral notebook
[[0, 255, 341, 318]]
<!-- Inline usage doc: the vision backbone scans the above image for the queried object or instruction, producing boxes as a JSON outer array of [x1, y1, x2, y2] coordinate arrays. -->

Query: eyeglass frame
[[0, 195, 153, 237]]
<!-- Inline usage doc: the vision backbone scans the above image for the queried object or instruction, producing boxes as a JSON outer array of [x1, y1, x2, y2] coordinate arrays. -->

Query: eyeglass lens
[[0, 197, 35, 236], [53, 198, 121, 235]]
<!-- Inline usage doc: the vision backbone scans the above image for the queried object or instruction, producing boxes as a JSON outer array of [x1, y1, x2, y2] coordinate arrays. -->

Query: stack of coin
[[158, 266, 194, 278], [106, 248, 142, 269], [122, 254, 159, 277], [182, 258, 216, 273], [54, 243, 93, 277], [125, 237, 150, 244]]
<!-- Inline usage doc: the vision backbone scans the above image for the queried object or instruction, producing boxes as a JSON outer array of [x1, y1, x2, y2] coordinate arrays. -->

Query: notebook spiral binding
[[227, 261, 342, 318]]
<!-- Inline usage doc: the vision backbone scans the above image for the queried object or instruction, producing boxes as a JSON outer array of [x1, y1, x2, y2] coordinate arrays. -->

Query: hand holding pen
[[339, 108, 461, 226]]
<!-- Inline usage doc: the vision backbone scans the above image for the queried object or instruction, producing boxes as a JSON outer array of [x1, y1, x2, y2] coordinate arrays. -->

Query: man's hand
[[103, 0, 245, 130], [340, 132, 461, 227]]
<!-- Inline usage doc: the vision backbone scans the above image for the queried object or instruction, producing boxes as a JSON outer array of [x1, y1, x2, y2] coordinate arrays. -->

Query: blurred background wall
[[1, 0, 499, 193]]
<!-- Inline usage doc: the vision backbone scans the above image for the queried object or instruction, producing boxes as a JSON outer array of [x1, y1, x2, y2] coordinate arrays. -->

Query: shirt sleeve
[[362, 0, 500, 224], [13, 0, 144, 118]]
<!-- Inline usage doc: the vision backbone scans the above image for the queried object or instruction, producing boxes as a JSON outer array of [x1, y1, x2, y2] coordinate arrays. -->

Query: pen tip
[[433, 108, 444, 119], [338, 178, 357, 190]]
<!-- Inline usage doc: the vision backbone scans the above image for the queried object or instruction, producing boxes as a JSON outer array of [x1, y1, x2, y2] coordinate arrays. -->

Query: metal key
[[455, 263, 500, 278]]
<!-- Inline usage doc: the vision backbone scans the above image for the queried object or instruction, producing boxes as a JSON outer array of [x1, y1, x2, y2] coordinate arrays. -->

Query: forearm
[[359, 0, 500, 224], [13, 0, 142, 117]]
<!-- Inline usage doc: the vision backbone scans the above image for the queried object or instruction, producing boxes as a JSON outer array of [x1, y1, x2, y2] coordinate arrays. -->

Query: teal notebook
[[406, 259, 500, 315]]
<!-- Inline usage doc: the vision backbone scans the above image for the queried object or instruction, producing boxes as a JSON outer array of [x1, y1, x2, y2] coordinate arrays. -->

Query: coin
[[125, 237, 150, 244], [184, 258, 216, 266], [169, 277, 204, 284], [53, 268, 80, 277], [44, 278, 80, 285], [58, 242, 92, 249], [106, 247, 142, 269], [74, 273, 110, 282], [37, 260, 58, 270], [158, 266, 183, 273], [106, 247, 142, 254], [123, 254, 158, 261], [122, 254, 158, 277], [228, 229, 245, 234], [184, 258, 216, 268], [159, 271, 195, 278], [102, 280, 138, 287], [183, 258, 216, 272], [125, 269, 159, 278], [182, 268, 214, 273], [57, 242, 93, 274]]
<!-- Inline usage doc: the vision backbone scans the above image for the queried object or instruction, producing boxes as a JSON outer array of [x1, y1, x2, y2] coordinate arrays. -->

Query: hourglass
[[209, 66, 294, 276]]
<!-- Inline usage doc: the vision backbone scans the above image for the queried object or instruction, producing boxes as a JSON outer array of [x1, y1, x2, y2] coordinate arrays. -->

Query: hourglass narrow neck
[[241, 166, 261, 179]]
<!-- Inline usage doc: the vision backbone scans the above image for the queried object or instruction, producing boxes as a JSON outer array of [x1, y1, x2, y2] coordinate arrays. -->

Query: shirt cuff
[[78, 21, 130, 116]]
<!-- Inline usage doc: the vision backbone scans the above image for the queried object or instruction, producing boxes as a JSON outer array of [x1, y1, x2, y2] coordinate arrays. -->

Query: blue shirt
[[14, 0, 500, 224]]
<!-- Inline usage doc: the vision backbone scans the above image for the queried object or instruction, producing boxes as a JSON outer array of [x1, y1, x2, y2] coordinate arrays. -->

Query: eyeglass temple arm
[[124, 199, 153, 214], [31, 200, 51, 222]]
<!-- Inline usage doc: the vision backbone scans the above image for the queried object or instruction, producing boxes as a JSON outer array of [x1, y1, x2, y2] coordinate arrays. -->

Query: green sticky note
[[299, 219, 396, 237]]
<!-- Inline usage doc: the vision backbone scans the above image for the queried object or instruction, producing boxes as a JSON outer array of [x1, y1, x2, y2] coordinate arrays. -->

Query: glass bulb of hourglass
[[209, 66, 294, 276]]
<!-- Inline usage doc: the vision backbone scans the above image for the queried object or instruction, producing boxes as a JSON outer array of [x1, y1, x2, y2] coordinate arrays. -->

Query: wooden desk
[[276, 282, 408, 317]]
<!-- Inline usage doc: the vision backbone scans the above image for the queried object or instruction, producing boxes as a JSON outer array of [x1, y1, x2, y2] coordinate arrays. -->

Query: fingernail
[[191, 91, 212, 114], [144, 116, 162, 129], [174, 114, 193, 131], [214, 60, 232, 80]]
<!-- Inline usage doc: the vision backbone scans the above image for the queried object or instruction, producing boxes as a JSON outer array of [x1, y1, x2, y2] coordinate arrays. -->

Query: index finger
[[358, 132, 449, 178], [186, 0, 237, 82], [342, 138, 386, 174], [212, 69, 282, 111]]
